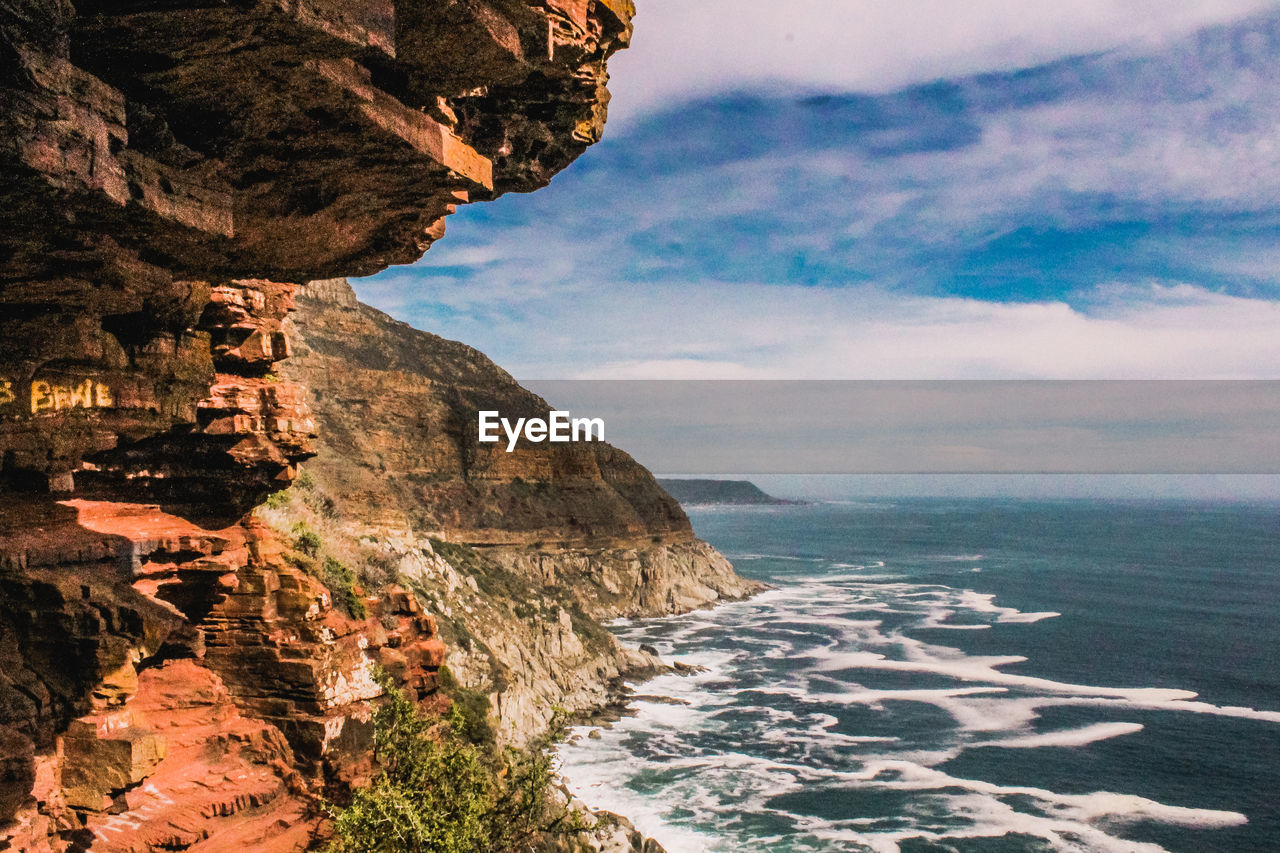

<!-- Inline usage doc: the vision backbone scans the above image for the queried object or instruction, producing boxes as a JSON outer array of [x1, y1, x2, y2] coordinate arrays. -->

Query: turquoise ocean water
[[558, 499, 1280, 852]]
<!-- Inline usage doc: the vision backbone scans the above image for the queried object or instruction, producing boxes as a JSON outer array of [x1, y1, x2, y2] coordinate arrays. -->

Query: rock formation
[[2, 0, 633, 510], [657, 478, 795, 506], [2, 0, 637, 847], [0, 3, 754, 851], [276, 280, 761, 739]]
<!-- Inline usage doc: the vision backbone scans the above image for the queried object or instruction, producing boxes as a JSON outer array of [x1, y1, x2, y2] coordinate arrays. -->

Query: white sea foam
[[561, 555, 1275, 852], [973, 721, 1144, 749], [557, 733, 724, 851], [919, 606, 993, 629], [828, 560, 887, 570], [561, 724, 1247, 853], [954, 589, 1061, 622]]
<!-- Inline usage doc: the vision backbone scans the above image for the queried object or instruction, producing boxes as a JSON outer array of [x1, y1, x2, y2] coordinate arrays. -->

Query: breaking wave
[[559, 532, 1279, 852]]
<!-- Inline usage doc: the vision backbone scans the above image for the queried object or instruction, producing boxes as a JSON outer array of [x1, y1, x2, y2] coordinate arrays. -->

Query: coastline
[[557, 578, 771, 853], [552, 499, 1280, 852]]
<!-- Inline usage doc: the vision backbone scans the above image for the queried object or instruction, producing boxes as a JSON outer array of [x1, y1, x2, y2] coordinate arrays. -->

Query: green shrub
[[291, 521, 322, 557], [449, 685, 496, 748], [282, 551, 318, 574], [328, 671, 586, 853], [263, 489, 290, 510], [323, 556, 367, 619]]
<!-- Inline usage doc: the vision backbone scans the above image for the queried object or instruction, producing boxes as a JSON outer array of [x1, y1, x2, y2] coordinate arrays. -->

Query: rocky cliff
[[2, 0, 633, 513], [276, 279, 761, 740], [1, 1, 643, 848], [658, 479, 793, 506], [247, 278, 759, 852], [0, 3, 761, 851]]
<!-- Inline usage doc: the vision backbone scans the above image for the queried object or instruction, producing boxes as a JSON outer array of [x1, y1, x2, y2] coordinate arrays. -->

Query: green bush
[[437, 668, 496, 747], [291, 521, 323, 557], [328, 671, 585, 853], [263, 489, 290, 510], [323, 556, 367, 620], [282, 551, 318, 574]]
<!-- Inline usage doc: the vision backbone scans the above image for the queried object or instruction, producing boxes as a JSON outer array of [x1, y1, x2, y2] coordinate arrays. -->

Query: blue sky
[[356, 1, 1280, 379]]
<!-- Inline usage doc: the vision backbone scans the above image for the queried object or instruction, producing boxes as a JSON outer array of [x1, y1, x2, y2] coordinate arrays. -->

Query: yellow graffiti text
[[30, 379, 114, 414], [0, 379, 14, 407]]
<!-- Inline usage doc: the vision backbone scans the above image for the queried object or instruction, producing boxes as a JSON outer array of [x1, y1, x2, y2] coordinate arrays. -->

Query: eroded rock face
[[279, 281, 764, 742], [1, 0, 633, 509], [0, 499, 445, 849], [285, 279, 690, 547], [1, 2, 633, 848]]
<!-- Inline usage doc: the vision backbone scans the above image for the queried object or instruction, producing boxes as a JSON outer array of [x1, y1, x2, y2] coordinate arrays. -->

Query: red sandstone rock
[[0, 497, 445, 849], [1, 2, 633, 848]]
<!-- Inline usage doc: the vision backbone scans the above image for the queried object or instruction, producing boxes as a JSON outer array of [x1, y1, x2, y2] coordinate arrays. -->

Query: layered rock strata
[[0, 498, 444, 850], [277, 280, 763, 739], [2, 1, 636, 848], [2, 0, 633, 506]]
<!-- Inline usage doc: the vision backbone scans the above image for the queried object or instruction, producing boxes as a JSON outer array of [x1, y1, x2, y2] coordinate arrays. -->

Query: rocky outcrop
[[284, 278, 691, 546], [275, 280, 763, 741], [2, 2, 636, 848], [0, 497, 445, 849], [658, 478, 794, 506], [35, 659, 314, 852], [2, 0, 633, 512]]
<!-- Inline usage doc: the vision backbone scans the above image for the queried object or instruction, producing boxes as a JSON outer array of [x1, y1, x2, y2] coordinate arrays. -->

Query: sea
[[557, 498, 1280, 852]]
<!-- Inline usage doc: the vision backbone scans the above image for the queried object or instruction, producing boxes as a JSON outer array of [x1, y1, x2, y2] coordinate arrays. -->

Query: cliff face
[[284, 280, 689, 548], [0, 498, 448, 850], [2, 0, 633, 513], [1, 2, 640, 849], [278, 280, 761, 739]]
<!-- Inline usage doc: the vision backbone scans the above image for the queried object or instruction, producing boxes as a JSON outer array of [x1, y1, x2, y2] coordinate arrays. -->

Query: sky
[[354, 1, 1280, 379]]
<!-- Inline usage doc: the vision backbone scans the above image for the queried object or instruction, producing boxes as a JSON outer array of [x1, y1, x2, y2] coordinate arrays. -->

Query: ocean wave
[[560, 560, 1276, 852], [560, 725, 1246, 853], [971, 721, 1144, 749]]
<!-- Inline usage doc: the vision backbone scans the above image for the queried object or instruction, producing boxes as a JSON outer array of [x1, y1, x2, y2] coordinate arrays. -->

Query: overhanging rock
[[1, 0, 633, 512]]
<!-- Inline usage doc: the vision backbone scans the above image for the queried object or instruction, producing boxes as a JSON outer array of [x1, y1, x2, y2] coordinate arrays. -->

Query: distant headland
[[658, 478, 800, 506]]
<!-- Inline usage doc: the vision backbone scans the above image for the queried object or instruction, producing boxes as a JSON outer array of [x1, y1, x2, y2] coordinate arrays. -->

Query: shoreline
[[556, 582, 772, 852], [551, 499, 1280, 851]]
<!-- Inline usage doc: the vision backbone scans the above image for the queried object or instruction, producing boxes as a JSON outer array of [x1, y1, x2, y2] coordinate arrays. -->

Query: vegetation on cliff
[[257, 469, 637, 726], [328, 671, 585, 853]]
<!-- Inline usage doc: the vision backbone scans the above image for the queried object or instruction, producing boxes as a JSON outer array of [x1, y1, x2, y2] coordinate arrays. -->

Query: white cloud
[[569, 284, 1280, 379], [355, 4, 1280, 382], [607, 0, 1280, 122], [356, 273, 1280, 379]]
